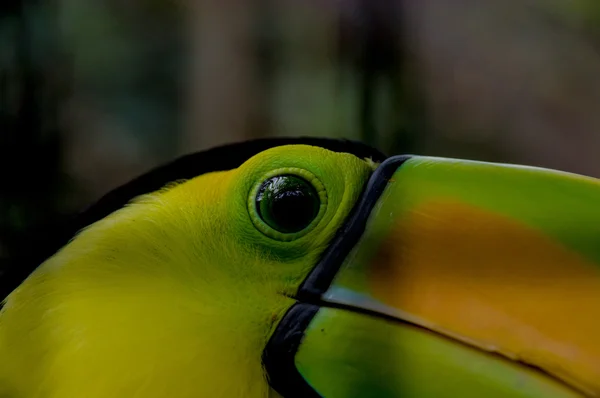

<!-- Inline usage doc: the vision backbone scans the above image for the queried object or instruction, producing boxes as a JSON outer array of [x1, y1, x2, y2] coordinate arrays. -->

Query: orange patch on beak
[[369, 200, 600, 396]]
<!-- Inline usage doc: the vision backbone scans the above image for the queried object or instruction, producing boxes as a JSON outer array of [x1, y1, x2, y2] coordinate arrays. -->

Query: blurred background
[[1, 0, 600, 271]]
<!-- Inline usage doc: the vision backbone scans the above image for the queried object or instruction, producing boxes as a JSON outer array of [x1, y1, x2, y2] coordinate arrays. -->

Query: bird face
[[0, 144, 375, 397], [1, 140, 599, 398]]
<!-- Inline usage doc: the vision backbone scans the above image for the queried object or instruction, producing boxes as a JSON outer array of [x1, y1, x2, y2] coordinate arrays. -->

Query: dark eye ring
[[249, 169, 327, 241]]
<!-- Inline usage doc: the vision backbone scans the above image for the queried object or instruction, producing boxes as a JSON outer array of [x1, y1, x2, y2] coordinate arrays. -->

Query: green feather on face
[[0, 138, 599, 398]]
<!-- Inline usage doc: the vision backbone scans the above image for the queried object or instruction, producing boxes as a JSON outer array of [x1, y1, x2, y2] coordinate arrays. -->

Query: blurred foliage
[[58, 0, 183, 153], [0, 0, 67, 273]]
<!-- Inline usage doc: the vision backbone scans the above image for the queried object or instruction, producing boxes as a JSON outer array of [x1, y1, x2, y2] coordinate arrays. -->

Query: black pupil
[[256, 175, 320, 233]]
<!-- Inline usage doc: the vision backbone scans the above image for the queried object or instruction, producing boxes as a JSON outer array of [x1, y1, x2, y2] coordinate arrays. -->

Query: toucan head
[[0, 137, 598, 398]]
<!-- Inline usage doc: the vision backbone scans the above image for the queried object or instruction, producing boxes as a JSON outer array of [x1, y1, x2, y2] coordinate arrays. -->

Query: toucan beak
[[265, 155, 600, 398]]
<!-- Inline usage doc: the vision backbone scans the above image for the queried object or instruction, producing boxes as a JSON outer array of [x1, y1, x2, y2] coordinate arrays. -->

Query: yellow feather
[[0, 145, 374, 398]]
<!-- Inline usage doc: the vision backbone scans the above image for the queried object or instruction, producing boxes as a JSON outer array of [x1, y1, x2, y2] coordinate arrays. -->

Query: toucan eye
[[255, 175, 320, 234]]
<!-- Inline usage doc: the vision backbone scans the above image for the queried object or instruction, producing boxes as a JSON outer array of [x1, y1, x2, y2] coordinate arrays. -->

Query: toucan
[[0, 137, 598, 398]]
